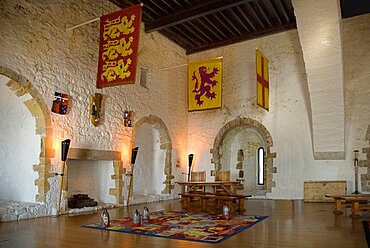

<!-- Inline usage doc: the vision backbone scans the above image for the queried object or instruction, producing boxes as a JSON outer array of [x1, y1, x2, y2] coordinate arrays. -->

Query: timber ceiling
[[108, 0, 297, 54], [108, 0, 370, 55]]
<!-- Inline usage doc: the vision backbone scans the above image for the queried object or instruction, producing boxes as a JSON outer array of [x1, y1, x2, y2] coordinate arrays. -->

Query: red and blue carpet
[[82, 210, 268, 243]]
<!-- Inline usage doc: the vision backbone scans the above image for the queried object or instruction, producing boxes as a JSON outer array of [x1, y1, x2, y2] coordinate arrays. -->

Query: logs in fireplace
[[68, 194, 98, 208]]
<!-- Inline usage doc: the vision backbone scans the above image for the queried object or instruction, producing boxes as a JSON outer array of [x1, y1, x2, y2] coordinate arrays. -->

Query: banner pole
[[67, 17, 100, 31]]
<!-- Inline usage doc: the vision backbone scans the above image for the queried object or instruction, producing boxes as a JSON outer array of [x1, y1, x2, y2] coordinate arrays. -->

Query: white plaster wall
[[343, 14, 370, 188], [133, 123, 165, 195], [0, 76, 40, 203], [67, 160, 115, 204], [188, 14, 370, 198], [293, 0, 345, 156], [0, 0, 188, 209]]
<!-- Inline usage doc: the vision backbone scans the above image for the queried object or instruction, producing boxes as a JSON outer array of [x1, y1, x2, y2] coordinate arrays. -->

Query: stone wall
[[0, 0, 188, 215], [188, 14, 370, 198], [0, 0, 369, 214]]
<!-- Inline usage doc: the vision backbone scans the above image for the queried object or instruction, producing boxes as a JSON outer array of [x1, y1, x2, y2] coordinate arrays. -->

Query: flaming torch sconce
[[56, 139, 71, 214], [124, 110, 133, 127], [187, 154, 194, 182], [353, 150, 360, 194]]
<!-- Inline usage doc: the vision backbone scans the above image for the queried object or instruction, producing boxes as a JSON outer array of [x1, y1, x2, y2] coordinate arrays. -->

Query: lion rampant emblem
[[192, 66, 219, 106]]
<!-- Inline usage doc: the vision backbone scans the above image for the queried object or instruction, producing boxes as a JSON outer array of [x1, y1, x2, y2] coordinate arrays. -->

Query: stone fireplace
[[60, 148, 125, 213]]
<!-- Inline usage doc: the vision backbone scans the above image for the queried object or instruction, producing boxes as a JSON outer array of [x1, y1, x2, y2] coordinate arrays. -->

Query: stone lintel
[[68, 148, 121, 161]]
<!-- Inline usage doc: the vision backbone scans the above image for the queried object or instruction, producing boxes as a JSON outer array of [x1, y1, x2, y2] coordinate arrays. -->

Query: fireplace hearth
[[68, 194, 98, 209]]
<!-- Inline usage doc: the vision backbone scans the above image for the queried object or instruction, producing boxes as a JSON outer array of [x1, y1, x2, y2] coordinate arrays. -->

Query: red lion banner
[[96, 5, 142, 88]]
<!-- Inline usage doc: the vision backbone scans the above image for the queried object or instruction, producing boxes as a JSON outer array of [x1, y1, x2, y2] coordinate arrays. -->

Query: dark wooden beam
[[180, 23, 209, 44], [200, 17, 226, 39], [236, 5, 256, 31], [279, 0, 292, 23], [228, 7, 251, 33], [187, 21, 214, 43], [145, 0, 254, 33], [159, 29, 192, 49], [172, 26, 202, 47], [266, 0, 282, 25], [186, 23, 296, 54], [212, 13, 237, 36], [254, 1, 273, 28], [219, 10, 242, 35], [245, 2, 266, 29]]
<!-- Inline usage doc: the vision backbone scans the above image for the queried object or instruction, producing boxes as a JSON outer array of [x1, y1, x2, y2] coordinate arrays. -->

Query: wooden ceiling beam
[[145, 0, 254, 33], [266, 0, 282, 25], [219, 10, 242, 35], [254, 1, 273, 28], [186, 23, 296, 54], [228, 7, 251, 33], [236, 5, 256, 31], [279, 0, 292, 23], [245, 2, 266, 29], [200, 17, 227, 39], [187, 21, 214, 43], [212, 13, 237, 36]]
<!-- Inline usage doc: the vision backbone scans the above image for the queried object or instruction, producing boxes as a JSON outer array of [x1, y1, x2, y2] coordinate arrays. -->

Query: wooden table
[[325, 194, 370, 217], [176, 181, 246, 212], [176, 181, 241, 195]]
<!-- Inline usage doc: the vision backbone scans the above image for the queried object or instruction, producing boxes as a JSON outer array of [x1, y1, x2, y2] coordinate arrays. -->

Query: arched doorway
[[129, 115, 173, 204], [211, 117, 276, 196], [0, 66, 54, 204]]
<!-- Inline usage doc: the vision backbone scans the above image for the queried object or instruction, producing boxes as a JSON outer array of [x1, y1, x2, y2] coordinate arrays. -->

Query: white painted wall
[[0, 76, 40, 203], [293, 0, 345, 157], [188, 14, 370, 198], [0, 0, 188, 208]]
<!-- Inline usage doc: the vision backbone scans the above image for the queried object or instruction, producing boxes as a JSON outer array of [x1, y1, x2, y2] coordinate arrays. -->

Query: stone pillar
[[293, 0, 345, 160]]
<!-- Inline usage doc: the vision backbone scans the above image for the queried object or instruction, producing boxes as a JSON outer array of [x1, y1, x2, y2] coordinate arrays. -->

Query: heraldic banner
[[188, 57, 222, 111], [256, 49, 269, 110], [96, 4, 142, 88]]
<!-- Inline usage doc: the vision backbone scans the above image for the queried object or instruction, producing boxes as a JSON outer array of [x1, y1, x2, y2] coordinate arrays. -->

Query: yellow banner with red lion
[[96, 5, 141, 88], [188, 57, 222, 111]]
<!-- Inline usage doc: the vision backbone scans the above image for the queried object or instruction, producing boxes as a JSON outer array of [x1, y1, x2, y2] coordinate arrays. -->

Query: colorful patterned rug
[[82, 210, 268, 243], [362, 221, 370, 247]]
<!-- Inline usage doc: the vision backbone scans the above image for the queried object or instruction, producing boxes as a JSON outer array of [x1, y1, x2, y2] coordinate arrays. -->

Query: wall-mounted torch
[[57, 139, 71, 213], [127, 147, 139, 204], [187, 154, 194, 182], [353, 150, 360, 194]]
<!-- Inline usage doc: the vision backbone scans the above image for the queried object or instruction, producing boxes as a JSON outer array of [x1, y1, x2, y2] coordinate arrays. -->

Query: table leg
[[350, 201, 360, 218], [333, 199, 343, 214], [238, 199, 246, 212], [231, 185, 237, 194]]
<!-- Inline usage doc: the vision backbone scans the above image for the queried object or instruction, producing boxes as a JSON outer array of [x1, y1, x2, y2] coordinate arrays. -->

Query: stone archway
[[0, 66, 54, 203], [131, 115, 174, 194], [211, 117, 276, 193]]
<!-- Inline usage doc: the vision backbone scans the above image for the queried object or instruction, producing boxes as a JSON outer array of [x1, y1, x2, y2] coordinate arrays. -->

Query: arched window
[[257, 147, 265, 185]]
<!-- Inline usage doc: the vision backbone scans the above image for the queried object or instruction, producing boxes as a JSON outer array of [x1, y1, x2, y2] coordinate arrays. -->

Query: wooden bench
[[325, 194, 370, 217], [179, 192, 251, 212], [342, 196, 370, 218]]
